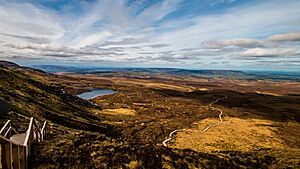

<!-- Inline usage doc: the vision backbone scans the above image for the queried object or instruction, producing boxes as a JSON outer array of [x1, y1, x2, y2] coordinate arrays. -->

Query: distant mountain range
[[31, 64, 300, 81]]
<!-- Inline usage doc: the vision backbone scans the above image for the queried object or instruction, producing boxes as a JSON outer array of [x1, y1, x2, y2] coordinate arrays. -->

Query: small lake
[[77, 88, 116, 100]]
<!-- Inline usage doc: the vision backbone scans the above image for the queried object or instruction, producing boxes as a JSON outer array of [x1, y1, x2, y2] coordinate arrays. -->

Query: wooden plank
[[10, 133, 27, 145], [0, 144, 2, 169], [25, 146, 29, 169], [12, 144, 19, 169], [3, 143, 12, 169], [19, 146, 25, 169], [18, 146, 21, 169]]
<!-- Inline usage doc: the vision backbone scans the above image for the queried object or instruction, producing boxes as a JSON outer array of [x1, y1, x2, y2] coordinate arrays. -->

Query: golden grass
[[172, 117, 288, 153], [112, 79, 194, 92], [255, 91, 283, 96], [198, 88, 210, 91], [101, 108, 136, 116]]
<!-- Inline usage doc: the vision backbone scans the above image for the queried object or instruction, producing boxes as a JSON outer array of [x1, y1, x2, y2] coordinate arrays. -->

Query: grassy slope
[[0, 64, 109, 133]]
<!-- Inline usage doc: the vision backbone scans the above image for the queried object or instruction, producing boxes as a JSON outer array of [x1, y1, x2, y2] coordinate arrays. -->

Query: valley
[[0, 61, 299, 168]]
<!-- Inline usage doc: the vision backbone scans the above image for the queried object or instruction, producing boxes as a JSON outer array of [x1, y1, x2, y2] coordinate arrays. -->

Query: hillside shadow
[[152, 88, 300, 123]]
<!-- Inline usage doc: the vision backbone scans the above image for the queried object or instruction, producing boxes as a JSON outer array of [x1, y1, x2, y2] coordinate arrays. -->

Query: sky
[[0, 0, 300, 70]]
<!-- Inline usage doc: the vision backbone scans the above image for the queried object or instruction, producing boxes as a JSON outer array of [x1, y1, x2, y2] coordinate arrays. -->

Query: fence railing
[[0, 117, 48, 169]]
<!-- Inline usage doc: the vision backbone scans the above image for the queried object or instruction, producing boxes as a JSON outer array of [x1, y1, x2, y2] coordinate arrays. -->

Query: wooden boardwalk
[[0, 117, 48, 169], [10, 133, 27, 145]]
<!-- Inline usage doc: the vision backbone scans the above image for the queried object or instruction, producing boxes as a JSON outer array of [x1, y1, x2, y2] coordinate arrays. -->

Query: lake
[[77, 88, 116, 100]]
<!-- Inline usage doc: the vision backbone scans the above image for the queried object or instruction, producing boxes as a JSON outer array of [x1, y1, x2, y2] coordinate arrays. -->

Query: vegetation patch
[[173, 117, 289, 152], [101, 108, 136, 116]]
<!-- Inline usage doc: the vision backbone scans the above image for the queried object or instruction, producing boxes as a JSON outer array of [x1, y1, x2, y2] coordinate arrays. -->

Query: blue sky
[[0, 0, 300, 70]]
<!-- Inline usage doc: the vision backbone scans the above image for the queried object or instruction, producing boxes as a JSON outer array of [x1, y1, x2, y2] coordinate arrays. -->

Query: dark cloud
[[179, 47, 200, 51], [138, 52, 156, 55], [4, 43, 65, 52], [43, 53, 77, 58], [0, 33, 50, 44], [145, 44, 169, 48], [101, 38, 147, 46]]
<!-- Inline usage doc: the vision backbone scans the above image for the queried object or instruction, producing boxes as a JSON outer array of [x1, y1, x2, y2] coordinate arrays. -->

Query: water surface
[[77, 89, 115, 100]]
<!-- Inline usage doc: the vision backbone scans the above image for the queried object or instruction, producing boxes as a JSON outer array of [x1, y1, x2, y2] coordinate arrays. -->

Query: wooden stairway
[[10, 133, 27, 145], [0, 117, 48, 169]]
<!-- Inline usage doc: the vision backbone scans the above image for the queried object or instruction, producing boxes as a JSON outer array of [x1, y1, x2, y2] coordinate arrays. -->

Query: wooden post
[[45, 123, 47, 139], [0, 143, 2, 169]]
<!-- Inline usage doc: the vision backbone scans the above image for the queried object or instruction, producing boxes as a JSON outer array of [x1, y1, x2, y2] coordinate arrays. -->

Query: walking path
[[202, 95, 227, 132], [162, 95, 227, 147]]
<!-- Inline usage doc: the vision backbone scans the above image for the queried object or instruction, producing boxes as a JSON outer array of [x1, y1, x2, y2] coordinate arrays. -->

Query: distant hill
[[31, 64, 300, 81]]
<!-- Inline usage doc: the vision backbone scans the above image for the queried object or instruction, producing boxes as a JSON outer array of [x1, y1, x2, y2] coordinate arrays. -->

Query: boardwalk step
[[10, 133, 27, 145]]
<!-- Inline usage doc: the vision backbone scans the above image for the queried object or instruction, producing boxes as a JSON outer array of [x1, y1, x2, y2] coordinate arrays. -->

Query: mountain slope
[[0, 61, 112, 134]]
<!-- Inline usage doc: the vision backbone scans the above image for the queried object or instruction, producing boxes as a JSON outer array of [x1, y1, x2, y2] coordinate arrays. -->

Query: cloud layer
[[0, 0, 300, 70]]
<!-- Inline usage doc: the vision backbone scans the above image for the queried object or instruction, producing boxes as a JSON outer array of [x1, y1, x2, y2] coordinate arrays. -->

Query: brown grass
[[101, 108, 136, 116], [172, 117, 292, 152]]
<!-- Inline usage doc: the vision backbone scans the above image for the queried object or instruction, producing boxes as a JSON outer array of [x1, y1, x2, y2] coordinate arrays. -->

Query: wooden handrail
[[0, 120, 11, 135], [23, 117, 33, 146], [0, 117, 48, 169], [41, 121, 47, 134], [1, 120, 18, 139], [33, 118, 43, 142], [41, 121, 47, 141], [3, 126, 12, 137]]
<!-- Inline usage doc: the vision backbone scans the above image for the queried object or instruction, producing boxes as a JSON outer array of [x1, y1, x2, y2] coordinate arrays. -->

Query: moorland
[[0, 60, 299, 168]]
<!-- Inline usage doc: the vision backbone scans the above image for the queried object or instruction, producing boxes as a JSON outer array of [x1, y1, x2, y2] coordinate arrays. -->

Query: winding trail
[[162, 94, 227, 147], [202, 95, 227, 132], [162, 129, 185, 147]]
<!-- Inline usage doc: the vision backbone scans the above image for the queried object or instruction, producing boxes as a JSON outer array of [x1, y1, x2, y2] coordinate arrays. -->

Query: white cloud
[[74, 31, 113, 48], [0, 0, 300, 70], [239, 48, 297, 58], [202, 39, 263, 49], [155, 0, 300, 49], [267, 32, 300, 42], [0, 1, 64, 39]]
